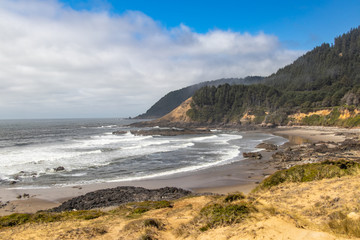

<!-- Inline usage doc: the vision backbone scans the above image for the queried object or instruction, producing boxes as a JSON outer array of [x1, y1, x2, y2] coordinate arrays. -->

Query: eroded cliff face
[[288, 108, 360, 127], [289, 110, 333, 122], [158, 97, 193, 123]]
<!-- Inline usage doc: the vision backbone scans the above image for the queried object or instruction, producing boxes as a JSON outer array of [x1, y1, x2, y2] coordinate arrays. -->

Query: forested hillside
[[136, 76, 263, 119], [187, 27, 360, 126]]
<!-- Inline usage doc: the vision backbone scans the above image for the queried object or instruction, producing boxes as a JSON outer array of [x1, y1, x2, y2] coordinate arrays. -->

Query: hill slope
[[136, 76, 263, 119], [187, 26, 360, 126]]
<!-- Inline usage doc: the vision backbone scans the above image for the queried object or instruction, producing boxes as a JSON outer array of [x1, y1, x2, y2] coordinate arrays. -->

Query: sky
[[0, 0, 359, 119]]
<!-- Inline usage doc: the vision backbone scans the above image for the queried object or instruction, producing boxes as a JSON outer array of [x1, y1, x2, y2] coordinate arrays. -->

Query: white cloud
[[0, 0, 303, 118]]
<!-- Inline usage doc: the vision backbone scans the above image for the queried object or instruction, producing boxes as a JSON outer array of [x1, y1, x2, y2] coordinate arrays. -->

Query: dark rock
[[266, 123, 276, 128], [51, 186, 193, 212], [112, 131, 127, 135], [14, 171, 38, 179], [339, 139, 360, 150], [54, 166, 65, 172], [243, 152, 262, 159], [23, 193, 30, 198], [256, 143, 278, 151], [272, 151, 285, 159], [0, 201, 9, 209], [271, 151, 294, 162], [314, 144, 329, 153], [16, 194, 22, 199]]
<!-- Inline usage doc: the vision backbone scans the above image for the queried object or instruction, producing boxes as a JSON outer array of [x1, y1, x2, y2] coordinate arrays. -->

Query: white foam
[[107, 146, 241, 183], [98, 125, 118, 128], [0, 129, 287, 188], [190, 135, 219, 142], [0, 131, 196, 178]]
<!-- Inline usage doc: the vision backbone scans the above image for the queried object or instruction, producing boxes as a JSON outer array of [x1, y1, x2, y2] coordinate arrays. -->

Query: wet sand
[[1, 126, 356, 216]]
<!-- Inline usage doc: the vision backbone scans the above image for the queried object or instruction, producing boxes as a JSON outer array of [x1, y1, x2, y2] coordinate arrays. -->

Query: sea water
[[0, 118, 287, 188]]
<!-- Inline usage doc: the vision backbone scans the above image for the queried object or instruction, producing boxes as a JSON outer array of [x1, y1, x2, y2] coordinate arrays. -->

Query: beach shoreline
[[0, 125, 357, 216]]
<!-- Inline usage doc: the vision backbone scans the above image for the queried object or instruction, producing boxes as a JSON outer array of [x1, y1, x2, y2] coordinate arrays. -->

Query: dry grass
[[2, 164, 360, 239]]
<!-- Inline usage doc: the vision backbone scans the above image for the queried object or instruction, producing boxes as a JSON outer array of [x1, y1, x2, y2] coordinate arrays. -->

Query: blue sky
[[0, 0, 359, 118], [60, 0, 360, 50]]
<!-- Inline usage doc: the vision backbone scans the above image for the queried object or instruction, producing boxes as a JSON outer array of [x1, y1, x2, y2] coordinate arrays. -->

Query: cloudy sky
[[0, 0, 359, 119]]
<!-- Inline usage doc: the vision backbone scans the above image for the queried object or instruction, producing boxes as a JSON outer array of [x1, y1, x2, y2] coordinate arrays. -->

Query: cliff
[[157, 97, 193, 123]]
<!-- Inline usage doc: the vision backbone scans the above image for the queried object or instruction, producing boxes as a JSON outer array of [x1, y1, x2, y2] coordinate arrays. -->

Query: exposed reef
[[51, 186, 194, 212]]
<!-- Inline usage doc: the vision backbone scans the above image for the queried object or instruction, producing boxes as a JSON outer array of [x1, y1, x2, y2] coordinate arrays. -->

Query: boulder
[[112, 131, 127, 135], [256, 143, 278, 151], [272, 151, 288, 161], [243, 152, 262, 159], [54, 166, 65, 172]]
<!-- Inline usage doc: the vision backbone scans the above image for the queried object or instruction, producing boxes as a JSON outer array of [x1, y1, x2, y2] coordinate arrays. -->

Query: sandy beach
[[0, 125, 358, 216]]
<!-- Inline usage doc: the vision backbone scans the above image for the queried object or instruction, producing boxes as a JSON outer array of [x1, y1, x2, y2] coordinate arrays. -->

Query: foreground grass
[[0, 200, 173, 229], [0, 210, 105, 228], [251, 160, 360, 239], [196, 201, 252, 232], [2, 161, 360, 239]]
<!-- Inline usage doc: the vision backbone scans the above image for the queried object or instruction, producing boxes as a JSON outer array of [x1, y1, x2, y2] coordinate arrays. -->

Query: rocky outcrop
[[271, 138, 360, 170], [256, 143, 278, 151], [51, 186, 193, 212], [112, 130, 127, 135], [243, 152, 262, 159], [54, 166, 65, 172]]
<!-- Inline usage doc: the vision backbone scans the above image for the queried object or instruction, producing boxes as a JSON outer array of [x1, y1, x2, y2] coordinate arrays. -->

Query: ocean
[[0, 118, 287, 188]]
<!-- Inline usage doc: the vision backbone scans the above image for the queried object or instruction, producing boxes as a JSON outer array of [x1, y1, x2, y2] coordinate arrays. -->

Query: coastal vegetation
[[196, 200, 252, 231], [296, 107, 360, 127], [0, 210, 105, 228], [254, 160, 360, 191], [183, 26, 360, 126], [0, 200, 173, 229]]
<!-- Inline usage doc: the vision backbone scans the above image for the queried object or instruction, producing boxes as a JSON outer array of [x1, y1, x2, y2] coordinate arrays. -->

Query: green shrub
[[127, 201, 173, 217], [300, 107, 360, 127], [0, 210, 105, 228], [62, 210, 105, 220], [143, 219, 161, 229], [0, 213, 31, 227], [301, 114, 322, 125], [224, 193, 246, 203], [197, 202, 251, 230], [255, 160, 360, 191], [343, 115, 360, 127]]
